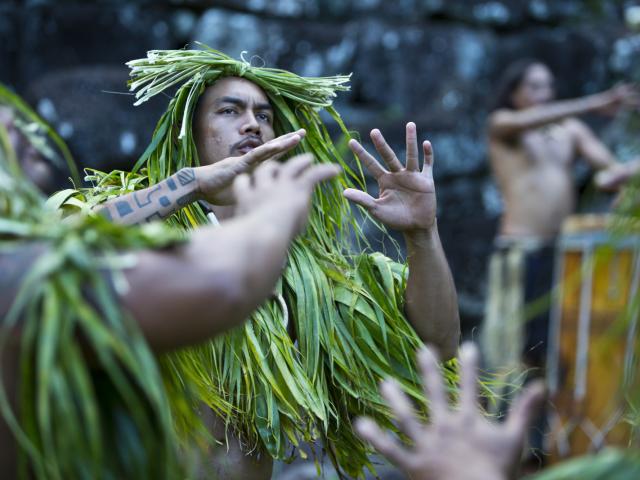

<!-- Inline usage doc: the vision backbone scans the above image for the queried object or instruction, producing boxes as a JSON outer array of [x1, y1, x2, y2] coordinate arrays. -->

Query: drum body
[[546, 215, 640, 462]]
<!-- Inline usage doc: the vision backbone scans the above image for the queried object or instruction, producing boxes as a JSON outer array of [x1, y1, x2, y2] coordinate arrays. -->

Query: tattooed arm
[[120, 156, 340, 351], [97, 130, 305, 225], [97, 167, 201, 224], [1, 157, 338, 353], [0, 156, 338, 479]]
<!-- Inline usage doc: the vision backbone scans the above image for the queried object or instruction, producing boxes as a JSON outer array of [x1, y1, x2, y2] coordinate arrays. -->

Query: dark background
[[2, 0, 640, 337]]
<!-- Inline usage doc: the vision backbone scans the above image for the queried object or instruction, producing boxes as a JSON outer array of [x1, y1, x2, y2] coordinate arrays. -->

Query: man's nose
[[240, 112, 261, 136]]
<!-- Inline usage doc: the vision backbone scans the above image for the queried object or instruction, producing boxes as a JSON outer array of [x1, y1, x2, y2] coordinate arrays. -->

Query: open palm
[[344, 123, 437, 232], [355, 344, 546, 480]]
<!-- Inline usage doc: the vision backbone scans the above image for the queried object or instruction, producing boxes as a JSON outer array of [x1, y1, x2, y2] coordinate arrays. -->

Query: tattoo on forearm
[[145, 212, 163, 222], [103, 168, 199, 223], [177, 168, 196, 186], [134, 184, 163, 208], [116, 201, 134, 217], [177, 191, 198, 207], [99, 207, 113, 221]]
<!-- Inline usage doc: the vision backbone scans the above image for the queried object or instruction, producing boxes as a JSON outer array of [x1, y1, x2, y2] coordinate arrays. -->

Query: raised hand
[[344, 123, 436, 232], [233, 154, 341, 236], [96, 130, 308, 225], [595, 158, 640, 192], [354, 343, 545, 480], [596, 84, 640, 116], [196, 129, 306, 205]]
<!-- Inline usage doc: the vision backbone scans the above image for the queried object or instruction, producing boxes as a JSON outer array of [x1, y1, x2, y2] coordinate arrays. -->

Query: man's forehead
[[204, 77, 271, 106]]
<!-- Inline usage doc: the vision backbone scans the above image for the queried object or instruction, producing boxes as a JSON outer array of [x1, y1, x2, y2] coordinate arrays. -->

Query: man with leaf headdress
[[68, 44, 461, 479], [0, 84, 339, 479]]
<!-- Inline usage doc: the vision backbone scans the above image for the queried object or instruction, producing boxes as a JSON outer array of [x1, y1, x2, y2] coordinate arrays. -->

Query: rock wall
[[2, 0, 639, 331]]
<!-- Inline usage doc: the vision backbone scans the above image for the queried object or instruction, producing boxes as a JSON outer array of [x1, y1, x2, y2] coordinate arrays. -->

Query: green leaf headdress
[[108, 44, 459, 478], [127, 43, 369, 239]]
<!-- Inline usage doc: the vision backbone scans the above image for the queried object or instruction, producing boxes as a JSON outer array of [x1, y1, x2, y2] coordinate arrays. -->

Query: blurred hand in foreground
[[355, 343, 546, 480]]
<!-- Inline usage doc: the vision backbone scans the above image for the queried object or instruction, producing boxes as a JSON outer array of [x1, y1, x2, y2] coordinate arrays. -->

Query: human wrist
[[589, 90, 616, 111], [190, 166, 207, 201], [403, 219, 439, 248]]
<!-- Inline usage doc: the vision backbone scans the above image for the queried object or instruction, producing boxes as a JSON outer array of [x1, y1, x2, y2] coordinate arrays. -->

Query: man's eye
[[257, 113, 271, 122], [220, 108, 236, 115]]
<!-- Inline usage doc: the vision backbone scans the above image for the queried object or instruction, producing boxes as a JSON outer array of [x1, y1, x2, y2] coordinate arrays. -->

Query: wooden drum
[[546, 214, 640, 462]]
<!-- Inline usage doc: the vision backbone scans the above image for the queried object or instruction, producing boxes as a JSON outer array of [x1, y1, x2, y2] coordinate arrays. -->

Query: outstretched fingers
[[253, 160, 280, 185], [281, 153, 314, 178], [301, 163, 342, 188], [243, 129, 306, 165], [354, 417, 414, 467], [405, 122, 420, 171], [380, 379, 423, 441], [371, 129, 404, 172], [505, 380, 546, 438], [459, 343, 480, 416], [418, 346, 448, 419], [349, 138, 386, 180], [278, 153, 341, 186], [421, 140, 434, 175], [343, 188, 377, 211]]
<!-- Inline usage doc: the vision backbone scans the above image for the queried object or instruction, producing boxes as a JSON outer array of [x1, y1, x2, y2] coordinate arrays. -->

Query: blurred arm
[[569, 118, 640, 191], [0, 214, 296, 354], [122, 207, 300, 352], [488, 92, 614, 140]]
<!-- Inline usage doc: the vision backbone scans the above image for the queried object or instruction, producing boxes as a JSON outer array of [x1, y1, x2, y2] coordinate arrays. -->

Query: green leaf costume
[[0, 86, 189, 480], [64, 44, 459, 478]]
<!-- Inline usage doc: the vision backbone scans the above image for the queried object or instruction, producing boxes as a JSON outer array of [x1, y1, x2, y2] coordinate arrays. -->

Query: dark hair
[[491, 59, 546, 112]]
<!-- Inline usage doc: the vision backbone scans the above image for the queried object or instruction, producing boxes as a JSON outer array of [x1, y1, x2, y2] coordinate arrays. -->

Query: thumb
[[343, 188, 376, 211]]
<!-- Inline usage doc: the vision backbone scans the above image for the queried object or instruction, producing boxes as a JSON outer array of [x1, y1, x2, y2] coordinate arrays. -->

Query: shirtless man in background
[[482, 59, 640, 465], [482, 60, 640, 426], [488, 60, 640, 240]]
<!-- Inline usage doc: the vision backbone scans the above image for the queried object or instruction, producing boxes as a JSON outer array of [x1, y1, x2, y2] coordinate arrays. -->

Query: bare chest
[[520, 124, 575, 167]]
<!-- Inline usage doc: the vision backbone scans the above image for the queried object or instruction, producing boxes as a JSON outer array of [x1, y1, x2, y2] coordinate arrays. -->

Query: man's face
[[194, 77, 275, 165], [511, 63, 555, 109]]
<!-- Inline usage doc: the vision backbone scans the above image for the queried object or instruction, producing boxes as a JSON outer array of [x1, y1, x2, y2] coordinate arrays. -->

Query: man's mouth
[[234, 137, 263, 155]]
